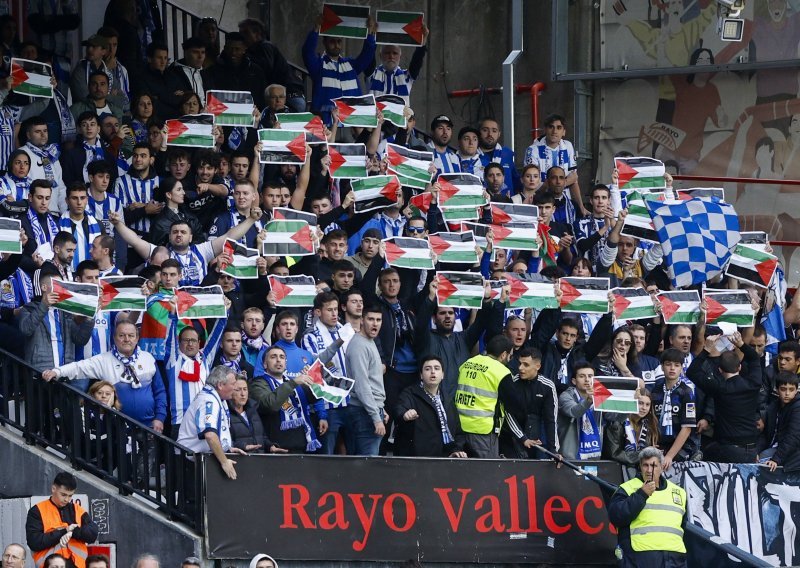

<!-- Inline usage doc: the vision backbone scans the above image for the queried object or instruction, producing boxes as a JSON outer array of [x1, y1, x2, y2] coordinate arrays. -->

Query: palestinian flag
[[166, 114, 215, 148], [614, 156, 666, 191], [436, 272, 485, 309], [429, 231, 479, 264], [99, 276, 147, 312], [409, 192, 434, 215], [320, 3, 370, 39], [592, 377, 639, 413], [258, 129, 306, 164], [333, 95, 377, 128], [559, 277, 610, 314], [262, 220, 315, 257], [307, 359, 355, 406], [462, 222, 491, 251], [390, 169, 430, 190], [725, 244, 778, 288], [739, 231, 768, 250], [221, 239, 259, 280], [491, 222, 539, 251], [657, 290, 701, 325], [51, 279, 98, 318], [328, 143, 367, 179], [205, 90, 254, 127], [704, 290, 756, 327], [273, 207, 317, 226], [387, 143, 433, 187], [375, 94, 406, 127], [175, 286, 227, 319], [140, 290, 174, 359], [0, 217, 21, 253], [375, 10, 425, 46], [437, 173, 487, 208], [490, 202, 538, 225], [10, 58, 53, 98], [267, 275, 317, 307], [274, 113, 326, 144], [383, 237, 433, 269], [440, 206, 480, 223], [488, 279, 507, 301], [677, 188, 725, 202], [612, 287, 657, 320], [505, 272, 558, 310], [621, 191, 665, 243], [351, 175, 401, 213]]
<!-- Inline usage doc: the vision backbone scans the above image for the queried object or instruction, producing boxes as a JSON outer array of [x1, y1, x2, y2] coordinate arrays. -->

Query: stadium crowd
[[0, 7, 797, 563]]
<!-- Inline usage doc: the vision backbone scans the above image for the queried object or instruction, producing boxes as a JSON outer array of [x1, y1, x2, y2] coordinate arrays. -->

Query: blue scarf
[[422, 384, 454, 446], [82, 139, 105, 182], [26, 143, 60, 184], [27, 207, 58, 246], [44, 308, 64, 366], [261, 373, 321, 452], [660, 381, 682, 438], [623, 417, 650, 453], [2, 174, 30, 201], [111, 345, 142, 388], [220, 353, 242, 373], [575, 390, 601, 460]]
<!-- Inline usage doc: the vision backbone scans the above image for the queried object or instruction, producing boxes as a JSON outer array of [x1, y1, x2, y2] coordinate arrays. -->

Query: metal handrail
[[0, 347, 203, 531]]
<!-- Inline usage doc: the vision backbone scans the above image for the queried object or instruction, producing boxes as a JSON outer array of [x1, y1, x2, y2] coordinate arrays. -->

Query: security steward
[[608, 446, 687, 567], [455, 335, 516, 458], [25, 472, 99, 568]]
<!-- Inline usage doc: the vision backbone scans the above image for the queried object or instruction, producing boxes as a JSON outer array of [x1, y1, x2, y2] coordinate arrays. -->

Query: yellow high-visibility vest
[[620, 477, 687, 554], [455, 354, 508, 435]]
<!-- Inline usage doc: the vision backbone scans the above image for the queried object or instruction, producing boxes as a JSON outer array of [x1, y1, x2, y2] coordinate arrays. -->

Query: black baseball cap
[[430, 115, 453, 129]]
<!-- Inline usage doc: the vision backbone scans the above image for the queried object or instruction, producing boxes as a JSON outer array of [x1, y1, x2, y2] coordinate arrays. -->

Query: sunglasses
[[406, 226, 425, 233]]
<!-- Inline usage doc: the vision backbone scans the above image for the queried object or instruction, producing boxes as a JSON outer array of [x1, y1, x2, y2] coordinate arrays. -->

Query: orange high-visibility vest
[[31, 499, 89, 568]]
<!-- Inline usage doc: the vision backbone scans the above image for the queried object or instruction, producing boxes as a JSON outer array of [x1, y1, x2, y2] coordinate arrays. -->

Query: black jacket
[[393, 382, 465, 457], [228, 399, 273, 452], [132, 66, 184, 119], [204, 54, 268, 109], [758, 395, 800, 472], [148, 206, 206, 247], [60, 142, 117, 187], [500, 374, 560, 456], [26, 499, 99, 553]]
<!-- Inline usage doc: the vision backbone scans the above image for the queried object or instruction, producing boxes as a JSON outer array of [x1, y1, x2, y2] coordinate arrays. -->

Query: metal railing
[[0, 348, 203, 531]]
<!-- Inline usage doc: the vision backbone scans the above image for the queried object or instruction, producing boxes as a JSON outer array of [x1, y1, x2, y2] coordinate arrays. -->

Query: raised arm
[[109, 211, 153, 260], [212, 207, 263, 255]]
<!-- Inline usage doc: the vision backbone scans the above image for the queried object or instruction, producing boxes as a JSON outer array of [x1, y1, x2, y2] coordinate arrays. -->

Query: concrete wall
[[0, 428, 202, 568]]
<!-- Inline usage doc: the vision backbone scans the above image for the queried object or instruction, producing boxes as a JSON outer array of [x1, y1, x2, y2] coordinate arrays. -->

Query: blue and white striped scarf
[[261, 373, 321, 452], [27, 207, 59, 246]]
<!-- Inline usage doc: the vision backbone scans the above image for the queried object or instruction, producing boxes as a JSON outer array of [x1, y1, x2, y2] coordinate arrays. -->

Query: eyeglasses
[[614, 339, 632, 345], [180, 338, 199, 344], [406, 226, 425, 233]]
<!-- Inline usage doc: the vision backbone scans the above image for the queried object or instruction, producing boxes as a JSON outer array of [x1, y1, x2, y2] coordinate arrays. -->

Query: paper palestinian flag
[[505, 272, 558, 310], [622, 191, 665, 243], [739, 231, 768, 250], [320, 3, 370, 39], [387, 143, 433, 188], [704, 289, 756, 327], [267, 275, 317, 307], [51, 279, 98, 318], [351, 175, 401, 213], [166, 114, 215, 148], [376, 10, 425, 46], [461, 222, 491, 251], [436, 272, 484, 309], [0, 217, 21, 254], [273, 207, 318, 226], [333, 94, 377, 128], [489, 203, 538, 225], [657, 290, 701, 325], [429, 231, 479, 264], [559, 277, 610, 314], [307, 359, 355, 406], [375, 94, 406, 127], [262, 220, 315, 257], [258, 129, 306, 164], [383, 237, 433, 269], [440, 206, 480, 223], [612, 287, 657, 320], [725, 244, 778, 288], [490, 222, 539, 251], [409, 192, 434, 215], [592, 377, 640, 413], [221, 239, 259, 280], [99, 276, 147, 311], [274, 113, 326, 144], [437, 173, 487, 208], [614, 156, 666, 191], [175, 286, 227, 319], [677, 188, 725, 202], [488, 279, 507, 301], [205, 90, 254, 127], [328, 143, 367, 178], [10, 58, 53, 98]]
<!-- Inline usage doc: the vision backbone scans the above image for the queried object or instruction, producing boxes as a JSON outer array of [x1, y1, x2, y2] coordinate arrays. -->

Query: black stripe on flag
[[595, 377, 638, 391], [621, 223, 657, 242], [725, 262, 762, 284], [329, 3, 370, 18]]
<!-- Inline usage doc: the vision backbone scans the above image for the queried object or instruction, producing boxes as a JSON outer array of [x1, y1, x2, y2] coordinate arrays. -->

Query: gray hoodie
[[249, 554, 278, 568]]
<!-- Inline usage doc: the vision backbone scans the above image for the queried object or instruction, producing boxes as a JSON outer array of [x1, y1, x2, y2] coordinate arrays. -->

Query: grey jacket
[[17, 300, 94, 371], [345, 333, 385, 422], [557, 386, 604, 461]]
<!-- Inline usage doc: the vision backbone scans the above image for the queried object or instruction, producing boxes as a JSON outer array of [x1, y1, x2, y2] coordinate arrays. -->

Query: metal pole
[[503, 0, 524, 148]]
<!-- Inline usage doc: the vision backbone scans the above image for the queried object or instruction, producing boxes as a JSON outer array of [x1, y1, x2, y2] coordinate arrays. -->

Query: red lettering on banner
[[349, 494, 382, 552], [522, 476, 541, 533], [433, 488, 472, 532], [575, 496, 604, 535], [504, 476, 523, 532], [544, 496, 572, 534], [383, 493, 415, 532], [474, 495, 505, 533], [318, 491, 350, 530], [279, 484, 316, 529], [609, 522, 618, 535]]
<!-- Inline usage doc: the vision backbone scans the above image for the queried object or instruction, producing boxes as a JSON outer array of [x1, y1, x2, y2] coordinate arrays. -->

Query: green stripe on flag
[[711, 313, 755, 326], [595, 398, 639, 413], [170, 134, 214, 147], [619, 305, 658, 320], [57, 299, 96, 317], [562, 299, 608, 314], [733, 244, 772, 263], [217, 113, 253, 125], [224, 264, 258, 279], [665, 311, 700, 324], [621, 176, 666, 189], [0, 240, 21, 253], [15, 83, 51, 97]]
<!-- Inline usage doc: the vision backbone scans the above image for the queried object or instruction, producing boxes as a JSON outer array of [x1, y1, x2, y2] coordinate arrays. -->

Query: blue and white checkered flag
[[645, 197, 740, 288]]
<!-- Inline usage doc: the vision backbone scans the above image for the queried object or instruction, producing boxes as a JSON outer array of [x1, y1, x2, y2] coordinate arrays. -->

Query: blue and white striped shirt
[[115, 173, 159, 234]]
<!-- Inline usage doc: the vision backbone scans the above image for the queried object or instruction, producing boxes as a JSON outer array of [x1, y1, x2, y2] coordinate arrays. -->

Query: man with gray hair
[[2, 544, 26, 568], [608, 446, 688, 567], [131, 553, 159, 568], [177, 366, 246, 479]]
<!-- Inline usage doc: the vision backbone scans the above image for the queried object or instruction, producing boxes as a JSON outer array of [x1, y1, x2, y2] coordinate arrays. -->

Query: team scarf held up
[[261, 373, 321, 452], [82, 139, 105, 182], [111, 344, 142, 388]]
